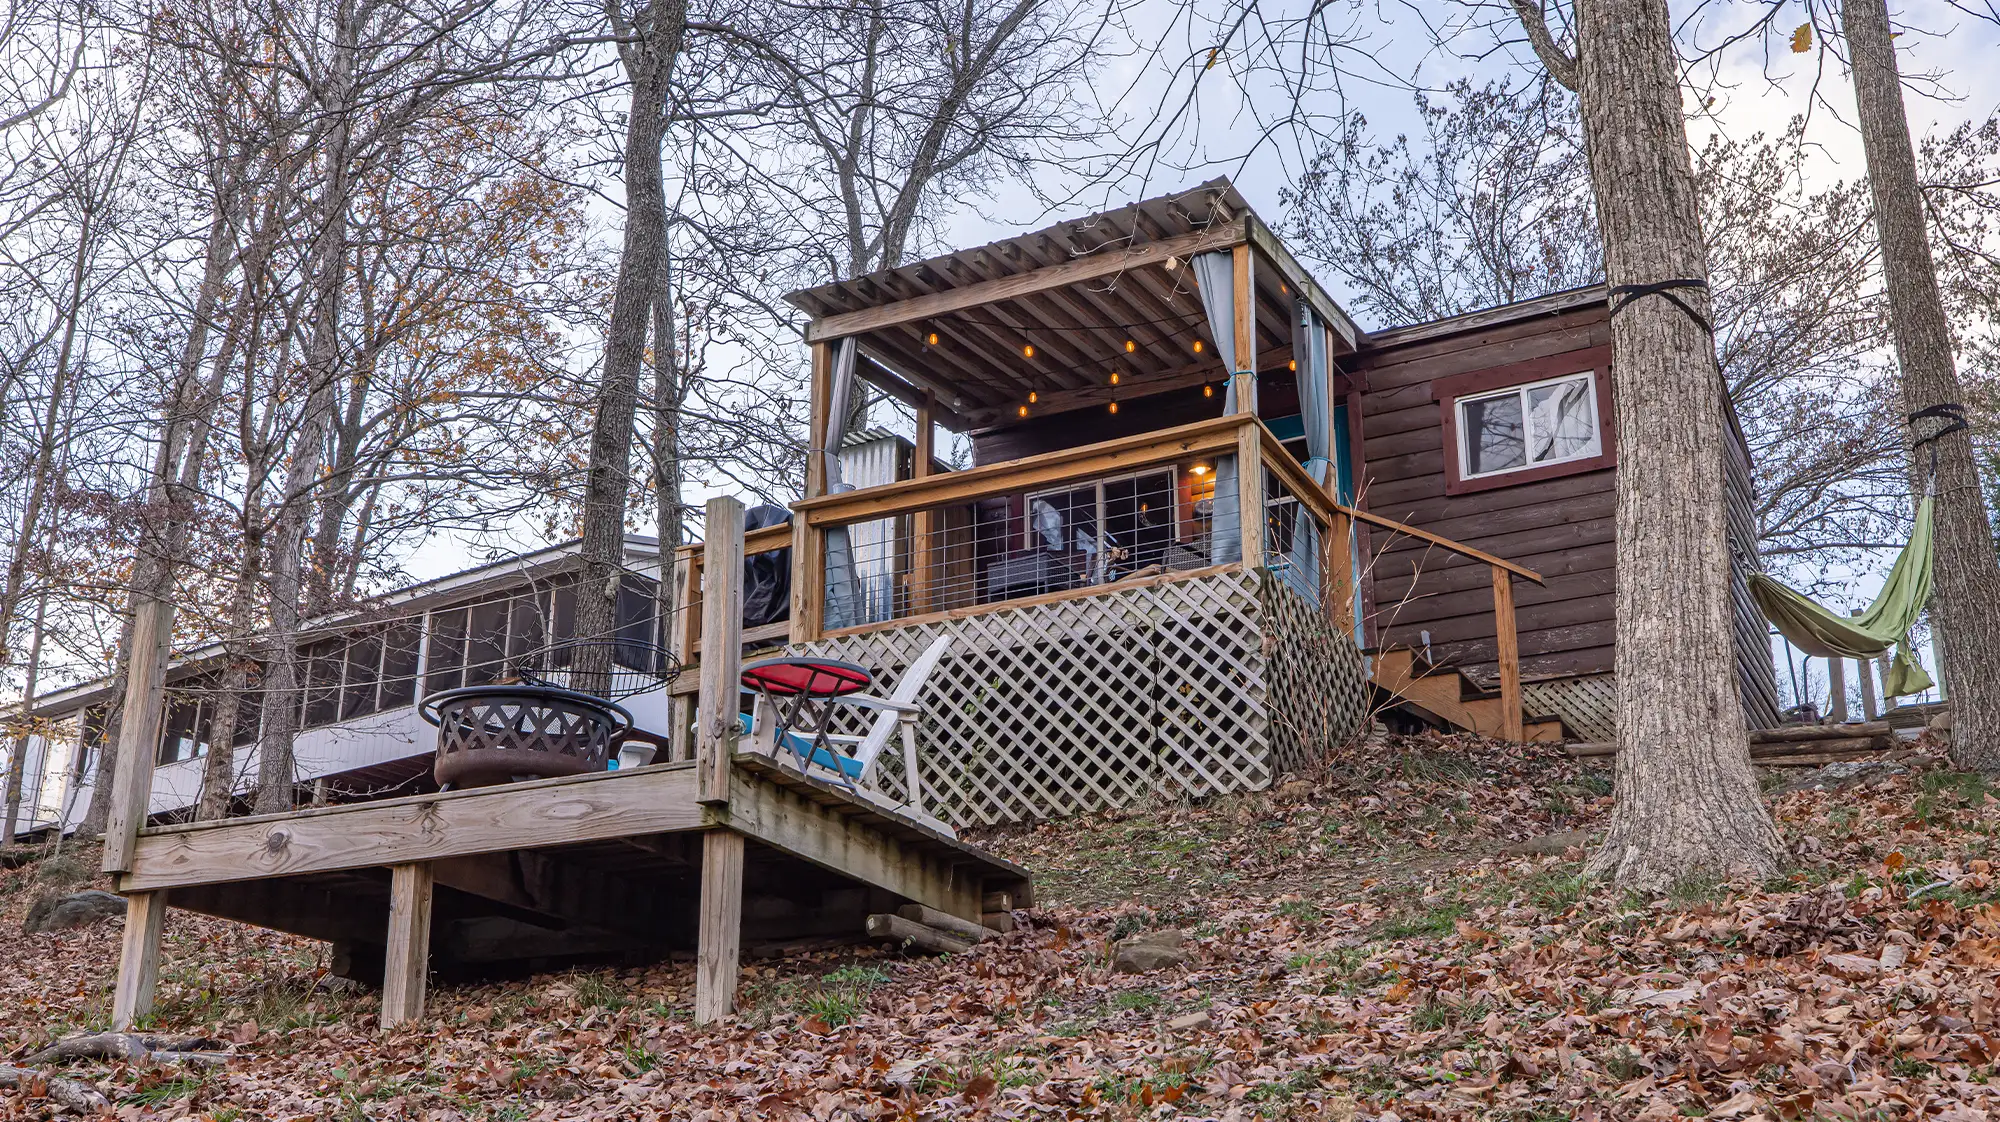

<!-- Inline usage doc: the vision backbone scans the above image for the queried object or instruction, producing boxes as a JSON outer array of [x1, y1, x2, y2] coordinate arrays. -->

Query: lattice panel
[[791, 569, 1368, 827], [1523, 673, 1616, 742], [1260, 574, 1372, 774]]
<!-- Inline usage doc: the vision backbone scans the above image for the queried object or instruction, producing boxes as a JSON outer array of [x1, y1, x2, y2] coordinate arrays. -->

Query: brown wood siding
[[1726, 427, 1782, 728], [1349, 306, 1616, 683]]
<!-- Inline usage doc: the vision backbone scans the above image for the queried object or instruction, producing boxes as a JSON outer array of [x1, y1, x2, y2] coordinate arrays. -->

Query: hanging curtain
[[1285, 304, 1328, 604], [1192, 250, 1245, 564], [821, 339, 869, 629]]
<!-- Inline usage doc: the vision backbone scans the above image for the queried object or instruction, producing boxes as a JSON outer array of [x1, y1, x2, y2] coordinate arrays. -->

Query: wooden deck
[[115, 757, 1028, 1023]]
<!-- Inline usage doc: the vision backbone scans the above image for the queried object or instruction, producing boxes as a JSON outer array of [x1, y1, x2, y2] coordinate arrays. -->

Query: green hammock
[[1747, 496, 1935, 697]]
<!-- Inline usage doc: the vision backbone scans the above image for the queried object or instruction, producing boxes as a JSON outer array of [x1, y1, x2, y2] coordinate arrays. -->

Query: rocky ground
[[4, 735, 1998, 1120]]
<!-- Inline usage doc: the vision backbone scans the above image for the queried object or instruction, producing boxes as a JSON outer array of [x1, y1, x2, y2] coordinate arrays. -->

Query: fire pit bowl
[[420, 684, 633, 788]]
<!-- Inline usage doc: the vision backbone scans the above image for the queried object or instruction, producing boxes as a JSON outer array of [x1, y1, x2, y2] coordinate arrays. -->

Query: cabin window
[[1453, 372, 1602, 481], [158, 694, 210, 764]]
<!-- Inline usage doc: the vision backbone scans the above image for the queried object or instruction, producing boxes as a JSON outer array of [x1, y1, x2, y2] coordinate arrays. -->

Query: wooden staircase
[[1371, 648, 1566, 743]]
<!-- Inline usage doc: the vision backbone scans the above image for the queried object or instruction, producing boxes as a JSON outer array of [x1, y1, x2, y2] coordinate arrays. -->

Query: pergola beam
[[804, 224, 1247, 345]]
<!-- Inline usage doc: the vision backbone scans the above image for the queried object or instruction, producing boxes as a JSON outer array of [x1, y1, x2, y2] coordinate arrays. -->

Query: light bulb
[[1125, 339, 1136, 353], [1289, 359, 1297, 372], [1023, 344, 1035, 358], [1017, 405, 1029, 418], [1028, 390, 1038, 403], [1203, 384, 1214, 398], [1108, 401, 1119, 414], [927, 332, 939, 346], [1193, 339, 1204, 354], [1109, 371, 1120, 386]]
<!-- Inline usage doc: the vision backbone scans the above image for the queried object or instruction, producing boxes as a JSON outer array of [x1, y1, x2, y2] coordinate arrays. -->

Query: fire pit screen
[[421, 684, 633, 788]]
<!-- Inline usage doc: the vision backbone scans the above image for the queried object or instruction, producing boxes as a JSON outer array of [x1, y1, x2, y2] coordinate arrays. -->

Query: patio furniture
[[740, 635, 956, 799], [421, 683, 632, 788]]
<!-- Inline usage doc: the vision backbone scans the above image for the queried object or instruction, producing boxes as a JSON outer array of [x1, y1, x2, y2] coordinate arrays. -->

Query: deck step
[[1371, 648, 1570, 743]]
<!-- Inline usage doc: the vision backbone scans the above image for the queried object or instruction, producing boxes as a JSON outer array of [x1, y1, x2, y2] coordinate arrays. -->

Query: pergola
[[784, 179, 1361, 436]]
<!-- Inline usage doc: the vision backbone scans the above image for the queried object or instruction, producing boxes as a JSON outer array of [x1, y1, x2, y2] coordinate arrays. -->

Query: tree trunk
[[574, 0, 685, 695], [651, 262, 684, 635], [2, 595, 47, 843], [1514, 0, 1784, 890], [1843, 0, 2000, 771], [255, 0, 359, 813]]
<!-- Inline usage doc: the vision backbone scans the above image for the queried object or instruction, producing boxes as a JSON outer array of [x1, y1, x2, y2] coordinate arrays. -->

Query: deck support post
[[1828, 655, 1849, 722], [111, 890, 167, 1029], [697, 497, 745, 805], [1236, 423, 1266, 566], [381, 862, 434, 1029], [1326, 510, 1354, 630], [104, 595, 175, 874], [1491, 565, 1523, 742], [695, 828, 744, 1024]]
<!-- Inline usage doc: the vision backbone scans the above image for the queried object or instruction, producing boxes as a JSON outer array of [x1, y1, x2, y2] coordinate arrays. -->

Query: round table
[[739, 657, 874, 785]]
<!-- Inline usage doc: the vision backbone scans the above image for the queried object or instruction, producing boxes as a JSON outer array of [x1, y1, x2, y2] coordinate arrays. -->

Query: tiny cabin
[[10, 179, 1781, 845]]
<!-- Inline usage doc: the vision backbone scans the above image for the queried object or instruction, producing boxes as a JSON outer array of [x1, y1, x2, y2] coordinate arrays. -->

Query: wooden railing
[[672, 412, 1547, 741]]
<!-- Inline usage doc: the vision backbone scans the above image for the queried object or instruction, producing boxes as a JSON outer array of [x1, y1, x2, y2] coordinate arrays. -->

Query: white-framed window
[[1455, 371, 1602, 480]]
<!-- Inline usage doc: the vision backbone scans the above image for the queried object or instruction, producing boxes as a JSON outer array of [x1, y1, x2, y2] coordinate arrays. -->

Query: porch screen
[[1192, 250, 1252, 565], [1284, 303, 1329, 605]]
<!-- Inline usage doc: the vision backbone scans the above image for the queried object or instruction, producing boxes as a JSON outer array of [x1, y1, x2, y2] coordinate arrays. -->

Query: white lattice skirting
[[1522, 673, 1616, 743], [791, 569, 1370, 827]]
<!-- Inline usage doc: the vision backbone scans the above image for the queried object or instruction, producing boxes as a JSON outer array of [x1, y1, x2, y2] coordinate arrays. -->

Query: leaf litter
[[4, 733, 1999, 1120]]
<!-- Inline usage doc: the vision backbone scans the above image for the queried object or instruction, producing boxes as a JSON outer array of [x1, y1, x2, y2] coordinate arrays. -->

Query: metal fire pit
[[420, 684, 633, 789]]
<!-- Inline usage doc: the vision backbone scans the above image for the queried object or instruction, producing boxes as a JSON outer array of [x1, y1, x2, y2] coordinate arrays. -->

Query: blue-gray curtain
[[1192, 250, 1248, 564], [1285, 304, 1329, 604], [821, 339, 867, 629]]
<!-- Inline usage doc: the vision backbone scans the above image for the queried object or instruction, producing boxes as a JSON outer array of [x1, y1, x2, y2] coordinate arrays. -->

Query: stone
[[1166, 1010, 1212, 1032], [22, 889, 126, 934], [1113, 928, 1190, 973], [1930, 710, 1955, 734], [1501, 829, 1594, 857], [1274, 779, 1315, 802], [1770, 760, 1906, 796]]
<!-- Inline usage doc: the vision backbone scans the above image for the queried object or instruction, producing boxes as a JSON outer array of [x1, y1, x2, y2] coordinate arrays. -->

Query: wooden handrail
[[1332, 503, 1544, 585], [795, 414, 1249, 527]]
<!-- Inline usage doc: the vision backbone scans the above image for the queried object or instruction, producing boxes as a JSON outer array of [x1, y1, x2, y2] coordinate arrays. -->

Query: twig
[[0, 1064, 111, 1113], [22, 1032, 223, 1066]]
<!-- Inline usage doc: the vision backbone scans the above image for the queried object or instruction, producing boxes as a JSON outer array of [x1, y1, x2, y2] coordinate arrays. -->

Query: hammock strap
[[1608, 278, 1712, 334], [1909, 402, 1968, 482]]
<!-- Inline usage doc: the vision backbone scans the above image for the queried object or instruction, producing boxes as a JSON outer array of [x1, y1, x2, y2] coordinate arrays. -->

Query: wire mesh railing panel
[[820, 458, 1245, 633]]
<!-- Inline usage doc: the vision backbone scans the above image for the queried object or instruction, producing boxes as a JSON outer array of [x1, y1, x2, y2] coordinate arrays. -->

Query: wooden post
[[668, 549, 697, 763], [1858, 657, 1880, 719], [789, 514, 825, 643], [380, 862, 433, 1029], [1326, 510, 1354, 629], [1236, 422, 1266, 566], [910, 392, 935, 617], [1230, 243, 1257, 414], [1828, 656, 1849, 723], [103, 596, 175, 874], [110, 891, 167, 1029], [805, 341, 833, 501], [1492, 565, 1523, 743], [694, 829, 744, 1024], [696, 497, 745, 806], [1878, 652, 1896, 707]]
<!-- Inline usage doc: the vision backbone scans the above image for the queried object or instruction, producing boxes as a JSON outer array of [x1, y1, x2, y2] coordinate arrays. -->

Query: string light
[[1017, 405, 1029, 418], [1023, 344, 1035, 358], [1289, 359, 1297, 372], [1203, 384, 1214, 399], [1125, 339, 1137, 353], [1028, 390, 1038, 404], [1108, 401, 1119, 414], [1109, 371, 1120, 386], [927, 331, 939, 346], [1192, 340, 1204, 354]]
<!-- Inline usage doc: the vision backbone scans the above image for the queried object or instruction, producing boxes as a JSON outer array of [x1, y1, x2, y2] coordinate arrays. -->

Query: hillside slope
[[4, 737, 1996, 1120]]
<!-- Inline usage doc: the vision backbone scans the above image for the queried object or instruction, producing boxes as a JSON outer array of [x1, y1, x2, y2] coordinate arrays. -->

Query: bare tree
[[1509, 0, 1784, 889], [1841, 0, 2000, 768]]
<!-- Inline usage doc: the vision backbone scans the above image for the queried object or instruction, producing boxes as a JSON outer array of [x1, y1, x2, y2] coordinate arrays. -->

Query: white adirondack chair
[[742, 634, 956, 832]]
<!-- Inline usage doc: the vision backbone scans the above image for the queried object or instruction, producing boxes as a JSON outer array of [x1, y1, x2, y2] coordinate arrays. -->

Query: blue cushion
[[736, 712, 866, 779]]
